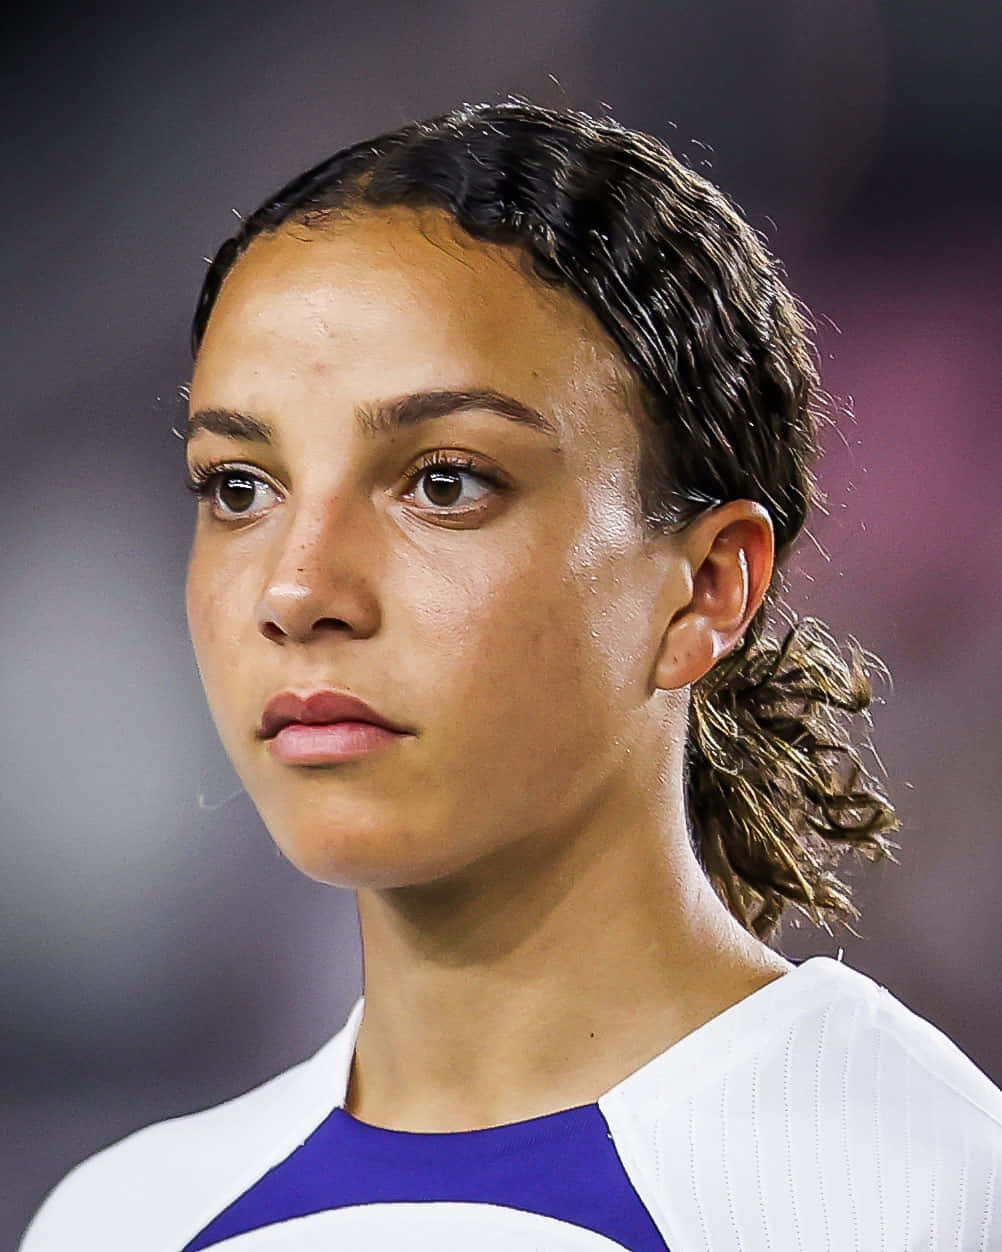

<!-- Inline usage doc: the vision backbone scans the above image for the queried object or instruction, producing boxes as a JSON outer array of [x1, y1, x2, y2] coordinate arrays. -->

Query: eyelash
[[183, 452, 504, 519]]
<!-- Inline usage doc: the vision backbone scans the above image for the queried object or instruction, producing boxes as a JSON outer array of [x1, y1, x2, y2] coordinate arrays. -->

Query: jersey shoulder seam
[[866, 983, 1002, 1133]]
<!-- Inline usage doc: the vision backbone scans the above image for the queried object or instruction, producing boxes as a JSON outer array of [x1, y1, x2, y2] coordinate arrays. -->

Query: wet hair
[[191, 100, 900, 941]]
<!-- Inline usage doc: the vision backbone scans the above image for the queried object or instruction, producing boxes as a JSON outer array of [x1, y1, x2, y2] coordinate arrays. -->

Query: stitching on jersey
[[978, 1139, 996, 1250], [719, 1045, 746, 1252], [952, 1121, 968, 1252], [875, 1014, 885, 1252], [782, 1022, 804, 1250], [873, 988, 1002, 1131], [903, 1050, 912, 1248], [815, 1000, 834, 1251], [687, 1098, 711, 1247], [839, 997, 862, 1252], [750, 1056, 773, 1252]]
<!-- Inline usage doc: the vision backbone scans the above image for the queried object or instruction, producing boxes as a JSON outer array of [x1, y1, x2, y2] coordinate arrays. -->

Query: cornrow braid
[[191, 99, 901, 941]]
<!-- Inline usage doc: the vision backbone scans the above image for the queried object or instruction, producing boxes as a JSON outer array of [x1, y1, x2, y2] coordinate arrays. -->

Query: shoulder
[[601, 957, 1002, 1251], [18, 1001, 363, 1252]]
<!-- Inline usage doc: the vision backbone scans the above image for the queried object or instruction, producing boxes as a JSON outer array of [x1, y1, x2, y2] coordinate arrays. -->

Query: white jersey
[[19, 956, 1002, 1250]]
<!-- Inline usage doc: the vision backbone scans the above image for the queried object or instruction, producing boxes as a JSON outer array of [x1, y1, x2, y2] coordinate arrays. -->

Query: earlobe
[[652, 611, 718, 692]]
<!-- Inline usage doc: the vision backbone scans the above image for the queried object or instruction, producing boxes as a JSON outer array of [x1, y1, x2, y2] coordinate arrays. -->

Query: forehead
[[193, 206, 641, 460]]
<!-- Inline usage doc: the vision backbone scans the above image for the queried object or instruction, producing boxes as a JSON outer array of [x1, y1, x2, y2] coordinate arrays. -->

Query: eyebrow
[[184, 388, 560, 447]]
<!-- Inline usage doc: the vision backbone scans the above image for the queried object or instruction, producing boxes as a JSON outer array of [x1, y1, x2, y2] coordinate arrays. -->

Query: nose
[[255, 493, 382, 645]]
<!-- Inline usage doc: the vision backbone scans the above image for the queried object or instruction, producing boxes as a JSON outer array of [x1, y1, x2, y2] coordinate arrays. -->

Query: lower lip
[[268, 721, 407, 764]]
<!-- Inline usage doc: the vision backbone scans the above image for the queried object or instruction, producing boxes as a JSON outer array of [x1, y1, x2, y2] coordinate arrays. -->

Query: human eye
[[184, 460, 280, 521], [401, 452, 506, 515]]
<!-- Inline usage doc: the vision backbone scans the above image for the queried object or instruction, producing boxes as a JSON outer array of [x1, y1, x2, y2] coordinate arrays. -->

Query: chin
[[267, 821, 473, 892]]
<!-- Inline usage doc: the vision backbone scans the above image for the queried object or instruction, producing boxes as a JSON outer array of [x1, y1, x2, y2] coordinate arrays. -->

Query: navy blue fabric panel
[[183, 1102, 669, 1251]]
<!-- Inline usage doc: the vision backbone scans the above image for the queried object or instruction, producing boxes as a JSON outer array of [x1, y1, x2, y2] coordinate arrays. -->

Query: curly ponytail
[[191, 98, 901, 938], [688, 615, 899, 939]]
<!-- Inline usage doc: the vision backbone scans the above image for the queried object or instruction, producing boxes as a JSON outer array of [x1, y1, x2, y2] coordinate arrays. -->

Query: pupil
[[426, 470, 461, 506]]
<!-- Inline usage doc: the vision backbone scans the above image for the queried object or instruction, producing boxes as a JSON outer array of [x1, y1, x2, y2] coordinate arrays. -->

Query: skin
[[186, 205, 791, 1132]]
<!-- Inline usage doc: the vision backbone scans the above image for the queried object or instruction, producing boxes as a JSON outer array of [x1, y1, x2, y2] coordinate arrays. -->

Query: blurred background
[[3, 0, 1000, 1242]]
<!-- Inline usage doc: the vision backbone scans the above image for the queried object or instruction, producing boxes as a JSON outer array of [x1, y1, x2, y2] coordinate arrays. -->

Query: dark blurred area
[[3, 1, 1000, 1244]]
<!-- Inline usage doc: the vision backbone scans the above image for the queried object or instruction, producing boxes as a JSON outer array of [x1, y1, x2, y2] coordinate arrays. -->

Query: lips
[[258, 690, 410, 740]]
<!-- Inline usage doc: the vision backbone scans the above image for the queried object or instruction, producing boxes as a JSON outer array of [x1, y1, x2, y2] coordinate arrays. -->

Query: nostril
[[314, 617, 354, 634]]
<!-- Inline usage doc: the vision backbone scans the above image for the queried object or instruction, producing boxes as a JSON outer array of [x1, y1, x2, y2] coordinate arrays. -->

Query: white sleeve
[[601, 958, 1002, 1251]]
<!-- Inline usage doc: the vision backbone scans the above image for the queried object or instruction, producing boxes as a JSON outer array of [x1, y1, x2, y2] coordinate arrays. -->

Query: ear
[[652, 500, 775, 692]]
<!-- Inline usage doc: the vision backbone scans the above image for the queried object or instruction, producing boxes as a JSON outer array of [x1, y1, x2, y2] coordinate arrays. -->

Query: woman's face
[[185, 206, 690, 889]]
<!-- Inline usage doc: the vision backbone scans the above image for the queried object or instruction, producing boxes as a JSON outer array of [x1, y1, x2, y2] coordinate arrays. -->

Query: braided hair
[[190, 100, 900, 941]]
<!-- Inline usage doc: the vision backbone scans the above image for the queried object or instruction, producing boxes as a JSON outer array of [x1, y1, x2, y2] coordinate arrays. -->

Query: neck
[[346, 759, 790, 1132]]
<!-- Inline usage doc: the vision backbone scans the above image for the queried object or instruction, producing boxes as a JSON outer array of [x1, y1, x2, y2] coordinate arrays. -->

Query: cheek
[[185, 547, 250, 724], [186, 550, 224, 665], [407, 544, 627, 791]]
